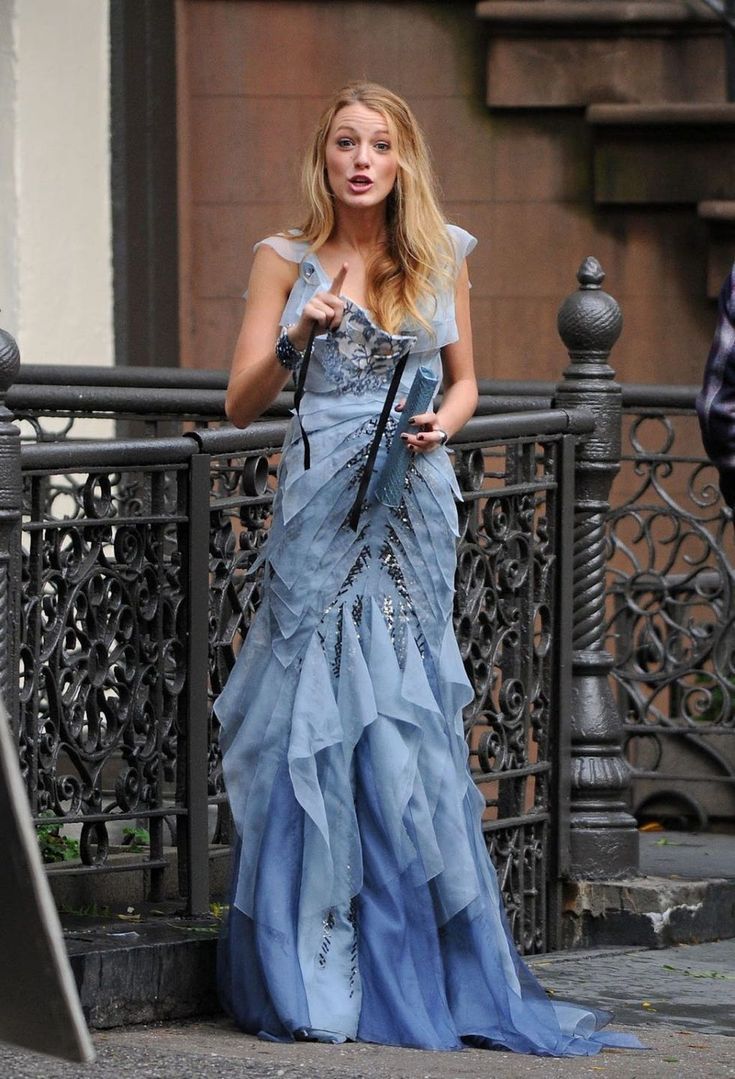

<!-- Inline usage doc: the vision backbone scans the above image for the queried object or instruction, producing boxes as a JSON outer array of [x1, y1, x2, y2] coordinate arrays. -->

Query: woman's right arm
[[225, 246, 299, 429], [225, 248, 348, 428]]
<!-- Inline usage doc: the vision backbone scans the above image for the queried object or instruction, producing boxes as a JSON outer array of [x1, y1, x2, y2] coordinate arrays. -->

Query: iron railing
[[14, 409, 589, 952], [609, 391, 735, 829], [6, 258, 730, 950]]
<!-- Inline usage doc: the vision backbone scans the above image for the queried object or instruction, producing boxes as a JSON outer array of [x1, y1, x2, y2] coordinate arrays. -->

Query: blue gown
[[215, 226, 641, 1055]]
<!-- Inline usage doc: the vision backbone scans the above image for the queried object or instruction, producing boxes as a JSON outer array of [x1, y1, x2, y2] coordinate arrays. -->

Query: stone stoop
[[562, 830, 735, 949], [562, 875, 735, 950], [64, 918, 221, 1030], [65, 833, 735, 1030], [65, 873, 735, 1030], [476, 0, 725, 109], [475, 0, 733, 300], [588, 104, 735, 205]]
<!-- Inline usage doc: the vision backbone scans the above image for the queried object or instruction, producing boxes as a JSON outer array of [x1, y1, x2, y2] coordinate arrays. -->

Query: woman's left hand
[[397, 405, 448, 454]]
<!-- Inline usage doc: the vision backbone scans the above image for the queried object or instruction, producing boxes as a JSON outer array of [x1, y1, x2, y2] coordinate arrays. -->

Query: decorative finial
[[557, 258, 622, 357], [577, 257, 605, 290], [0, 328, 20, 395]]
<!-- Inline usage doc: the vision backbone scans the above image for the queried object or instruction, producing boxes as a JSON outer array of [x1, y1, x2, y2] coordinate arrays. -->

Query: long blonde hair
[[296, 82, 454, 335]]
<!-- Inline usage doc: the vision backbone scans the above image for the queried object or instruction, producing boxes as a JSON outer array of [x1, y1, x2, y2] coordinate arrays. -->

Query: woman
[[217, 82, 640, 1056]]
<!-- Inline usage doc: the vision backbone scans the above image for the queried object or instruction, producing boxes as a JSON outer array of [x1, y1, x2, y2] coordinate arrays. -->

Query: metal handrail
[[8, 369, 701, 420]]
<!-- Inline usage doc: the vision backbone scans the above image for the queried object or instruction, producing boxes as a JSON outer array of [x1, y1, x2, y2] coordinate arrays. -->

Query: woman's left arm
[[403, 260, 478, 451]]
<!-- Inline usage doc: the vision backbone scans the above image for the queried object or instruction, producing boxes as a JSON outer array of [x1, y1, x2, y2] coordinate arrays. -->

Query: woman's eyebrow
[[334, 124, 391, 137]]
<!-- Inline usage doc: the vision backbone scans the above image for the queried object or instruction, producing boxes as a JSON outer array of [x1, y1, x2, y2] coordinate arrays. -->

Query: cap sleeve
[[445, 223, 478, 272], [242, 232, 312, 307], [252, 232, 309, 263], [419, 224, 477, 351]]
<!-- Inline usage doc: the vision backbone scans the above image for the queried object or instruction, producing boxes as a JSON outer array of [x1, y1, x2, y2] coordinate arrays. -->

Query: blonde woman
[[217, 82, 640, 1057]]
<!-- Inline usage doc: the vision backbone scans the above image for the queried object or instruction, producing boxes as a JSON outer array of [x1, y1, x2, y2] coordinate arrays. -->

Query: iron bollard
[[555, 259, 639, 880], [0, 328, 22, 730]]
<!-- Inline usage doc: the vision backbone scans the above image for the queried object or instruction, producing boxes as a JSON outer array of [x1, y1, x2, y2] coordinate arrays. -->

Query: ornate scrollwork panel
[[20, 463, 187, 869], [607, 411, 735, 824]]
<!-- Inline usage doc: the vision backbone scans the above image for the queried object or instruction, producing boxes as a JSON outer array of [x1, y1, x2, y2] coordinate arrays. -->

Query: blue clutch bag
[[375, 365, 440, 508]]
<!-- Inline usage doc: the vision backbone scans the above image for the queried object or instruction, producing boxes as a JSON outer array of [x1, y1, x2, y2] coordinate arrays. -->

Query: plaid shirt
[[696, 266, 735, 509]]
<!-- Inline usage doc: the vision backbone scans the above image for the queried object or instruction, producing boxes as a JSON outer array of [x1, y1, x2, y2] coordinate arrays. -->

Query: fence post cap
[[557, 258, 622, 360], [0, 329, 20, 394]]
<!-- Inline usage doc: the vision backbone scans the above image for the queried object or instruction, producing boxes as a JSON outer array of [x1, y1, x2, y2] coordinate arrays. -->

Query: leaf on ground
[[660, 964, 734, 980]]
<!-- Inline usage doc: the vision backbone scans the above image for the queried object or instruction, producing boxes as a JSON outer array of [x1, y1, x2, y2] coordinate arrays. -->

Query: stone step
[[477, 0, 724, 108], [563, 830, 735, 948], [699, 201, 735, 297], [64, 914, 220, 1029], [589, 104, 735, 204], [563, 876, 735, 949], [63, 830, 735, 1028]]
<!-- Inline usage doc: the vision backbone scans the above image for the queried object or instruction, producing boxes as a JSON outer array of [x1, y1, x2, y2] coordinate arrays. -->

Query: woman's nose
[[353, 143, 370, 166]]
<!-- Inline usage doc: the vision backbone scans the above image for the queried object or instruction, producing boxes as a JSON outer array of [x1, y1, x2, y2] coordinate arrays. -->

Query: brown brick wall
[[177, 0, 717, 385]]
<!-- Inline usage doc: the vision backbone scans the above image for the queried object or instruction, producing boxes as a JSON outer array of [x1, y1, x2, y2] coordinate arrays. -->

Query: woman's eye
[[375, 142, 391, 152], [336, 138, 353, 149]]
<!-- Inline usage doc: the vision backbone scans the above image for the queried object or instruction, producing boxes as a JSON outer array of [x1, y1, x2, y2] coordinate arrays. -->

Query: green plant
[[58, 901, 112, 919], [122, 825, 150, 852], [36, 812, 80, 864]]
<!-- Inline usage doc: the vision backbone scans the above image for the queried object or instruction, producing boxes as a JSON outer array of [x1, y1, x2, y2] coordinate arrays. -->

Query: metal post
[[178, 450, 212, 916], [554, 259, 639, 880], [0, 329, 22, 730]]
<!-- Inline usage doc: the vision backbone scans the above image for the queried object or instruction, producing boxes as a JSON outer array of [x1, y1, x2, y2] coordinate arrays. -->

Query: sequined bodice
[[313, 300, 416, 397]]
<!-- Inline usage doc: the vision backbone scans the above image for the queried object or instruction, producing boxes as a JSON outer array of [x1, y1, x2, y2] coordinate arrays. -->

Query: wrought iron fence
[[607, 391, 735, 829], [12, 410, 587, 953], [8, 259, 711, 952], [479, 384, 735, 827]]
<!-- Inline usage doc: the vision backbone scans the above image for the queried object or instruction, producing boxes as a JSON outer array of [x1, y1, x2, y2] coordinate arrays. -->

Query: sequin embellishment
[[318, 908, 336, 967], [320, 300, 416, 396]]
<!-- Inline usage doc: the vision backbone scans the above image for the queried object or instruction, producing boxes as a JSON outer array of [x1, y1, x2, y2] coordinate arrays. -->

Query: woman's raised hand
[[290, 264, 349, 350]]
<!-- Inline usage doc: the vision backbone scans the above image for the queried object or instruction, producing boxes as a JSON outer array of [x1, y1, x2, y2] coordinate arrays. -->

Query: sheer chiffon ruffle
[[216, 226, 642, 1056]]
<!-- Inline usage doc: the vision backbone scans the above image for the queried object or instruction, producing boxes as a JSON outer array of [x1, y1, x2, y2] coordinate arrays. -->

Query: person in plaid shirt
[[697, 266, 735, 511]]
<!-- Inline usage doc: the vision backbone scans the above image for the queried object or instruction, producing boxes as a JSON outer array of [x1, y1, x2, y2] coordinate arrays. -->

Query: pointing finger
[[330, 262, 348, 295]]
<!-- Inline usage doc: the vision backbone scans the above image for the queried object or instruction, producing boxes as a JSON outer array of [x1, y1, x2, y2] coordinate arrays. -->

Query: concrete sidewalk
[[2, 939, 734, 1078]]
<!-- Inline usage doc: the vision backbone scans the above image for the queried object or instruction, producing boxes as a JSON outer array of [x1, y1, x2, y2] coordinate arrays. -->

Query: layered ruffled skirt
[[215, 399, 641, 1055]]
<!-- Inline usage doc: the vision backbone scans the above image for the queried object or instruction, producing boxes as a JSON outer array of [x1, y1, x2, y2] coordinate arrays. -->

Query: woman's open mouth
[[348, 176, 373, 193]]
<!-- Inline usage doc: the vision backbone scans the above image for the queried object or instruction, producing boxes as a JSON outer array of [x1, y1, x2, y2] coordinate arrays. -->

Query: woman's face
[[324, 103, 399, 212]]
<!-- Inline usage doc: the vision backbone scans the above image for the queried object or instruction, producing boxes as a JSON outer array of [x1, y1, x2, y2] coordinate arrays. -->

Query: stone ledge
[[481, 7, 724, 108], [476, 1, 719, 29], [65, 919, 220, 1029], [590, 106, 735, 204], [588, 103, 735, 125], [62, 873, 735, 1029], [700, 200, 735, 221], [562, 875, 735, 949]]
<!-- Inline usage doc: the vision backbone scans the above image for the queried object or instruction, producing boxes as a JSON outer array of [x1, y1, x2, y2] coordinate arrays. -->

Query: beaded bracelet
[[275, 326, 305, 372]]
